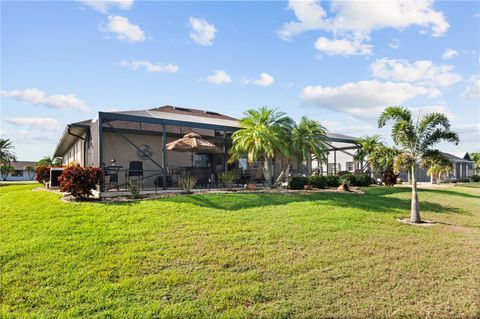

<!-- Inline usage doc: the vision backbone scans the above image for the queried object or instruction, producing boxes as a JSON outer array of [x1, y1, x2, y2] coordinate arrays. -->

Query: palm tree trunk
[[274, 159, 290, 186], [263, 159, 273, 188], [410, 164, 421, 223]]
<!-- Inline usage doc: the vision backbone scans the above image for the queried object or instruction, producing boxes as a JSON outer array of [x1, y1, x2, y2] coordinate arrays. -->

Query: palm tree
[[378, 106, 459, 223], [275, 117, 328, 184], [354, 135, 384, 170], [423, 151, 453, 184], [38, 156, 62, 167], [229, 106, 293, 187], [367, 145, 400, 186], [0, 139, 16, 165]]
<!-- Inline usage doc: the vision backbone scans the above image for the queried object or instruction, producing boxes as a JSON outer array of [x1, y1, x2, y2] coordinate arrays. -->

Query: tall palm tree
[[229, 106, 293, 187], [291, 117, 328, 175], [354, 135, 384, 170], [0, 139, 16, 165], [275, 117, 328, 183], [378, 106, 459, 223]]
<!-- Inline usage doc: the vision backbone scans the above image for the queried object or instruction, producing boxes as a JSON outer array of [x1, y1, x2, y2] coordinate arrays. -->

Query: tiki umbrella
[[166, 132, 220, 166]]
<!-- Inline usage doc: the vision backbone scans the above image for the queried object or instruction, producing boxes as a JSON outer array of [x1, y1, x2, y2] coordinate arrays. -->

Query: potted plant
[[304, 184, 313, 190], [246, 182, 257, 190]]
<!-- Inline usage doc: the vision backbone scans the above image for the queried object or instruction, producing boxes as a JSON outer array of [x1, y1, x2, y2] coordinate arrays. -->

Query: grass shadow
[[160, 187, 468, 215]]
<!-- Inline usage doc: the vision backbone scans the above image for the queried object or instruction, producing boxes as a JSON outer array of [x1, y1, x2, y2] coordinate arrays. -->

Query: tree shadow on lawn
[[160, 187, 468, 215]]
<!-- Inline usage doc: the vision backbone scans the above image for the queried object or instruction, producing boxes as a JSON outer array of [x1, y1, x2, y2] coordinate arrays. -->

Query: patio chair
[[128, 161, 144, 188], [252, 167, 265, 185]]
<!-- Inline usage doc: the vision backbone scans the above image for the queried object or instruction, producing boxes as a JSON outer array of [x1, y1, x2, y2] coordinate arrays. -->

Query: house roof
[[54, 105, 360, 157], [442, 152, 474, 163], [11, 161, 37, 170]]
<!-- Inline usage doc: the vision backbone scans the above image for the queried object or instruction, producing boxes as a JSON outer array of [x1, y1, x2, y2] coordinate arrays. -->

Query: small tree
[[35, 165, 51, 183], [423, 151, 453, 184], [25, 166, 35, 180], [378, 106, 459, 223], [0, 165, 14, 181], [367, 145, 401, 186]]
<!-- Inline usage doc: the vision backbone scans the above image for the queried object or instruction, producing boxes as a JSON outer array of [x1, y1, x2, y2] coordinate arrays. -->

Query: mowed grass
[[1, 184, 479, 318]]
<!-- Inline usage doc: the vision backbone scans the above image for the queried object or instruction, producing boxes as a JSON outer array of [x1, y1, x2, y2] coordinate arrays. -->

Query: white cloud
[[6, 117, 60, 131], [0, 128, 57, 144], [80, 0, 133, 13], [279, 0, 449, 39], [388, 38, 400, 49], [314, 37, 372, 56], [299, 80, 439, 119], [371, 58, 462, 87], [189, 17, 217, 46], [1, 88, 90, 113], [120, 60, 179, 73], [322, 120, 374, 136], [241, 73, 275, 87], [408, 105, 457, 120], [460, 76, 480, 98], [103, 15, 145, 43], [455, 123, 480, 144], [206, 70, 232, 84], [442, 48, 458, 60]]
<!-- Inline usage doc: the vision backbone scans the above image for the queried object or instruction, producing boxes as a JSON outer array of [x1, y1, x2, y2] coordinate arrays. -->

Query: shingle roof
[[11, 161, 37, 170]]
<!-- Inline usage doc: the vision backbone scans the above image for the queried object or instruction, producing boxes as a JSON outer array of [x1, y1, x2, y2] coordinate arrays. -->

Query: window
[[328, 163, 340, 174], [238, 157, 248, 170], [11, 170, 23, 177], [194, 154, 208, 167], [346, 161, 354, 172]]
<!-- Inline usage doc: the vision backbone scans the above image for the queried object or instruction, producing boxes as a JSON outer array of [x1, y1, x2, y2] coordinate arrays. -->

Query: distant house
[[399, 152, 476, 183], [2, 161, 37, 181]]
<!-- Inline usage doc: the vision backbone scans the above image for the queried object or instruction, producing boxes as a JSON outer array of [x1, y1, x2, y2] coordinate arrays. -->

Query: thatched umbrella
[[166, 132, 220, 166]]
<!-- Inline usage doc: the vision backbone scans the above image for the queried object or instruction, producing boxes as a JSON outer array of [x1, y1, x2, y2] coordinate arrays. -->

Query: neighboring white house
[[1, 161, 37, 181]]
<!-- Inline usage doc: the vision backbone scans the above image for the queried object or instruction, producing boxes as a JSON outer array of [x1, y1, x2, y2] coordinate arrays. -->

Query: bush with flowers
[[58, 164, 103, 199]]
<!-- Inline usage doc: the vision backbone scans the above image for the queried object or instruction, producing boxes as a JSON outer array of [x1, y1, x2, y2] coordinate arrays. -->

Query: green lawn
[[1, 184, 479, 318]]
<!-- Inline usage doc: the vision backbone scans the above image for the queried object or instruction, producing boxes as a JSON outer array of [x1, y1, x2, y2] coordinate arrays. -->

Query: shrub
[[324, 175, 340, 187], [336, 171, 350, 177], [353, 173, 372, 186], [35, 165, 51, 183], [340, 173, 357, 186], [289, 176, 309, 190], [179, 174, 197, 194], [470, 175, 480, 182], [58, 164, 103, 199], [338, 175, 351, 191], [219, 171, 235, 189], [309, 176, 328, 189], [458, 178, 470, 183], [128, 180, 141, 199]]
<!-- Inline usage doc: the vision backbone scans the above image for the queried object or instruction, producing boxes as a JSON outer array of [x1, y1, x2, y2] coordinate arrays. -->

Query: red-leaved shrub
[[35, 165, 51, 183], [58, 164, 103, 198]]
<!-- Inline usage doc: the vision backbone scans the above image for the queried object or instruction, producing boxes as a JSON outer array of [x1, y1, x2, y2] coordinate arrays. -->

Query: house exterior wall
[[3, 169, 36, 181], [62, 135, 85, 166]]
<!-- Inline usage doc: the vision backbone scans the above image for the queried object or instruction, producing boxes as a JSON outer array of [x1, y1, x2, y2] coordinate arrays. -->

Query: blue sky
[[1, 0, 479, 160]]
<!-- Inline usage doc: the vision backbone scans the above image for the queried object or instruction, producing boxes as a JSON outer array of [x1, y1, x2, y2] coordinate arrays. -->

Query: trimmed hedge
[[471, 175, 480, 182], [340, 173, 357, 186], [353, 172, 372, 186], [308, 176, 328, 189], [289, 176, 309, 190]]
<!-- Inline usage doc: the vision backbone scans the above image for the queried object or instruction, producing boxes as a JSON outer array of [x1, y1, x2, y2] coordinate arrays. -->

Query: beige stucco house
[[53, 105, 360, 192]]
